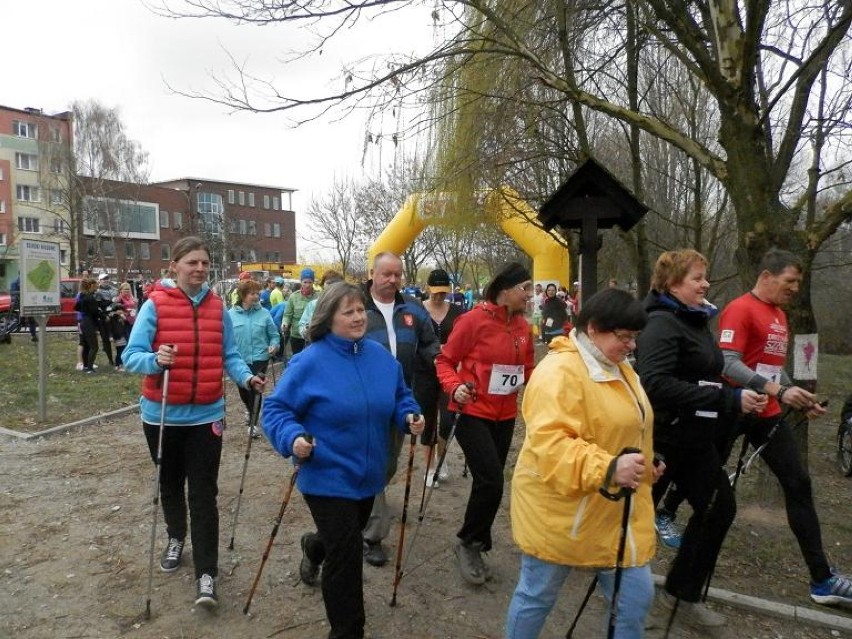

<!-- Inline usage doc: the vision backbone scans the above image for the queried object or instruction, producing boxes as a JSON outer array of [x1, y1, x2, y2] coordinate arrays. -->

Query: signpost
[[20, 240, 61, 422]]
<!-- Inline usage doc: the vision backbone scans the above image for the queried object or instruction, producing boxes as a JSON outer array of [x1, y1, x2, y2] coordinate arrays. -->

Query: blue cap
[[274, 276, 285, 285], [300, 268, 315, 282]]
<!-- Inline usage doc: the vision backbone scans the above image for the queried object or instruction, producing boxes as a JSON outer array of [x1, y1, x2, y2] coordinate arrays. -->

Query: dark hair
[[545, 283, 557, 297], [320, 270, 343, 287], [170, 236, 210, 264], [757, 248, 802, 276], [308, 282, 367, 343], [576, 288, 646, 333], [483, 262, 531, 303]]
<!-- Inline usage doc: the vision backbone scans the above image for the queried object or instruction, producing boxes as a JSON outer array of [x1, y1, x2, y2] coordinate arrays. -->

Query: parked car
[[47, 278, 82, 328], [0, 292, 9, 314]]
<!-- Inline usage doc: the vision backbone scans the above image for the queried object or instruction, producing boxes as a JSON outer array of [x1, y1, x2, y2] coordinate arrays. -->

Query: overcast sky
[[3, 0, 436, 260]]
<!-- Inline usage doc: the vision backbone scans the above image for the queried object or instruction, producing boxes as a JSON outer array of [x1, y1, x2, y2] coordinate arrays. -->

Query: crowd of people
[[115, 237, 851, 638]]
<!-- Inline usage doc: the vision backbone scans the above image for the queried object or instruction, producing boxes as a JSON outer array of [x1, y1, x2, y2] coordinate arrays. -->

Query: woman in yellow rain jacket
[[506, 288, 662, 639]]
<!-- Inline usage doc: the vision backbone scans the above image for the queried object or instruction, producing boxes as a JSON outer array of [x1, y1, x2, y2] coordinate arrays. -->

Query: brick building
[[0, 105, 73, 287], [81, 177, 296, 282]]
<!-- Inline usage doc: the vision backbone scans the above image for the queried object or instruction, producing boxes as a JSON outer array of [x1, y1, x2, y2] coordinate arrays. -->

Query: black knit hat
[[484, 262, 531, 302]]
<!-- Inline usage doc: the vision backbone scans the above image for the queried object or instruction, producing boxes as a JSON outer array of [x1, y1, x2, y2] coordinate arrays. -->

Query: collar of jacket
[[480, 301, 515, 323], [321, 331, 367, 355], [363, 281, 407, 308], [571, 329, 624, 383], [650, 290, 718, 322]]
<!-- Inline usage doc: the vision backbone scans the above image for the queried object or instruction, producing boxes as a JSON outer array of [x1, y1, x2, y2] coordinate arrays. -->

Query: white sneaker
[[425, 470, 439, 488]]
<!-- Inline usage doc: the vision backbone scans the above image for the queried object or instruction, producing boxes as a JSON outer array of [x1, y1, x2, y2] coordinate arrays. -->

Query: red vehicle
[[0, 292, 9, 314], [48, 278, 82, 327]]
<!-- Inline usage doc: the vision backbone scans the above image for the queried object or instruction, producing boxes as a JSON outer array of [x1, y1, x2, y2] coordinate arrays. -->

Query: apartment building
[[81, 177, 297, 282], [0, 105, 73, 287]]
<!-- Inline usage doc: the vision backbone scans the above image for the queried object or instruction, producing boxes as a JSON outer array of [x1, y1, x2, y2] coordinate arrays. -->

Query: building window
[[125, 242, 135, 259], [248, 192, 255, 207], [263, 195, 270, 209], [18, 217, 40, 233], [16, 185, 41, 202], [264, 222, 271, 237], [140, 243, 150, 260], [102, 240, 115, 258], [161, 243, 171, 260], [53, 219, 69, 234], [248, 220, 257, 236], [82, 197, 159, 238], [1, 233, 8, 245], [0, 200, 5, 214], [239, 219, 247, 235], [86, 240, 97, 258], [238, 191, 245, 206], [13, 120, 37, 138], [0, 166, 4, 180], [197, 192, 224, 236], [248, 249, 256, 261], [172, 211, 183, 229], [50, 127, 61, 142], [15, 153, 39, 171], [51, 189, 63, 205], [160, 210, 169, 228], [50, 158, 62, 174], [273, 196, 280, 210], [228, 189, 235, 204], [60, 249, 68, 264], [272, 223, 281, 238]]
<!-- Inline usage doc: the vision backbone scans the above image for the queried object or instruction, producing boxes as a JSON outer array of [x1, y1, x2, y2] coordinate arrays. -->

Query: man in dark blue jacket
[[360, 252, 440, 566]]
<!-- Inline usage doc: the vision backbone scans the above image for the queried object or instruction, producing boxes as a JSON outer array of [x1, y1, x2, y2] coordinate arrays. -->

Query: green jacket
[[282, 290, 318, 337]]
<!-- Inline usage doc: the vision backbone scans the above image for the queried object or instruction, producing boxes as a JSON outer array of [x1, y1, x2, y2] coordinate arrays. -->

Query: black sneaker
[[195, 573, 218, 608], [160, 537, 185, 573], [299, 533, 320, 586], [363, 540, 388, 567]]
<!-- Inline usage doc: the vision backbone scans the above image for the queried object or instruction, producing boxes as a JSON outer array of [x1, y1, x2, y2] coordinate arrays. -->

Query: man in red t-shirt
[[719, 249, 850, 606]]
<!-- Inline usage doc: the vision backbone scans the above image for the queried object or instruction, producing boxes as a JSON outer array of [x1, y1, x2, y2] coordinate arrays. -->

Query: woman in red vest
[[124, 236, 264, 609]]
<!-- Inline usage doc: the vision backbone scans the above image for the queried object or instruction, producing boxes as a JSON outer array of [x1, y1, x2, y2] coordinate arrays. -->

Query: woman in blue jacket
[[228, 279, 280, 437], [263, 282, 424, 639]]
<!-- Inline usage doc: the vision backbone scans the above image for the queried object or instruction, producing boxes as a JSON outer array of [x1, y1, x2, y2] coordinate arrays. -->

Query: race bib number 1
[[488, 364, 524, 395]]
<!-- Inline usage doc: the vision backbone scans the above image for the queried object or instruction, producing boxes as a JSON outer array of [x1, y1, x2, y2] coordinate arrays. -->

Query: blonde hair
[[651, 249, 708, 292]]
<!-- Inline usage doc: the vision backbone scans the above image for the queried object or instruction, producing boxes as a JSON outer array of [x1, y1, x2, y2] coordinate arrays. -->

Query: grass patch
[[0, 331, 141, 432]]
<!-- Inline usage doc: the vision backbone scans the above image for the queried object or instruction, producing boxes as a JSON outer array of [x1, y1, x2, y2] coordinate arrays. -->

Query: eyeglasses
[[613, 330, 641, 344]]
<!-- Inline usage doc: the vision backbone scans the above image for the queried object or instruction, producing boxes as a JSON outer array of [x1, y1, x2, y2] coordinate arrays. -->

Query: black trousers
[[653, 441, 736, 602], [734, 415, 831, 583], [80, 317, 99, 369], [413, 374, 453, 445], [453, 414, 514, 551], [237, 360, 269, 417], [303, 494, 375, 639], [98, 321, 114, 365], [144, 422, 223, 579]]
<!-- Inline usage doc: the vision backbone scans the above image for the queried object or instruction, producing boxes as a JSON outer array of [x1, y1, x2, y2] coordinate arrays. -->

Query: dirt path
[[1, 406, 849, 639]]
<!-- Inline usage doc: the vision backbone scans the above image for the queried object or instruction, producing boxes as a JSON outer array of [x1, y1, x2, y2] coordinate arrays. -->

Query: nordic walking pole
[[418, 442, 435, 514], [243, 435, 312, 615], [600, 448, 640, 639], [398, 407, 465, 580], [228, 379, 265, 550], [144, 346, 173, 620], [390, 418, 420, 607]]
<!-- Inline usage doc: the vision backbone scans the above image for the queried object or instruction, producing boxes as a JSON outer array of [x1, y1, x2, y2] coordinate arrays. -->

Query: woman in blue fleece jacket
[[263, 282, 424, 639]]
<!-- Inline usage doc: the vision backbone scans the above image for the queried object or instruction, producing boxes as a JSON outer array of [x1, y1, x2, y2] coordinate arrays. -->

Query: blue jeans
[[505, 553, 654, 639]]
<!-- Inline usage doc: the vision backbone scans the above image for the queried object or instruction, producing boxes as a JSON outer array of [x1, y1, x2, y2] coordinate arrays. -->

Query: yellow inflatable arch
[[367, 188, 570, 286]]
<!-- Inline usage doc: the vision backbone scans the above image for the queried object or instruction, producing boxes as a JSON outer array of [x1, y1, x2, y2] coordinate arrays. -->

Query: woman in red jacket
[[436, 262, 535, 585]]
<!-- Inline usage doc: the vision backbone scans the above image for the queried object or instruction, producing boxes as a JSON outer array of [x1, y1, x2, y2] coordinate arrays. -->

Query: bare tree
[[303, 177, 363, 277]]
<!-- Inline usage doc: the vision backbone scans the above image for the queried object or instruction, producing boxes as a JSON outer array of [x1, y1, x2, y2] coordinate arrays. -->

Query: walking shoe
[[248, 424, 260, 440], [160, 537, 185, 573], [455, 541, 486, 585], [195, 573, 218, 608], [76, 363, 85, 371], [810, 570, 852, 605], [658, 590, 726, 627], [425, 470, 439, 489], [299, 533, 321, 587], [655, 511, 683, 549], [363, 540, 388, 567]]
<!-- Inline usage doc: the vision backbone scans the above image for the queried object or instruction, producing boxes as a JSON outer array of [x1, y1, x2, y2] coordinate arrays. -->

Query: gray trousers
[[362, 426, 406, 543]]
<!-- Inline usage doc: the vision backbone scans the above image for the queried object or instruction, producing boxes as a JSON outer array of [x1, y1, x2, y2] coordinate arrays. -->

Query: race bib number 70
[[488, 364, 524, 395]]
